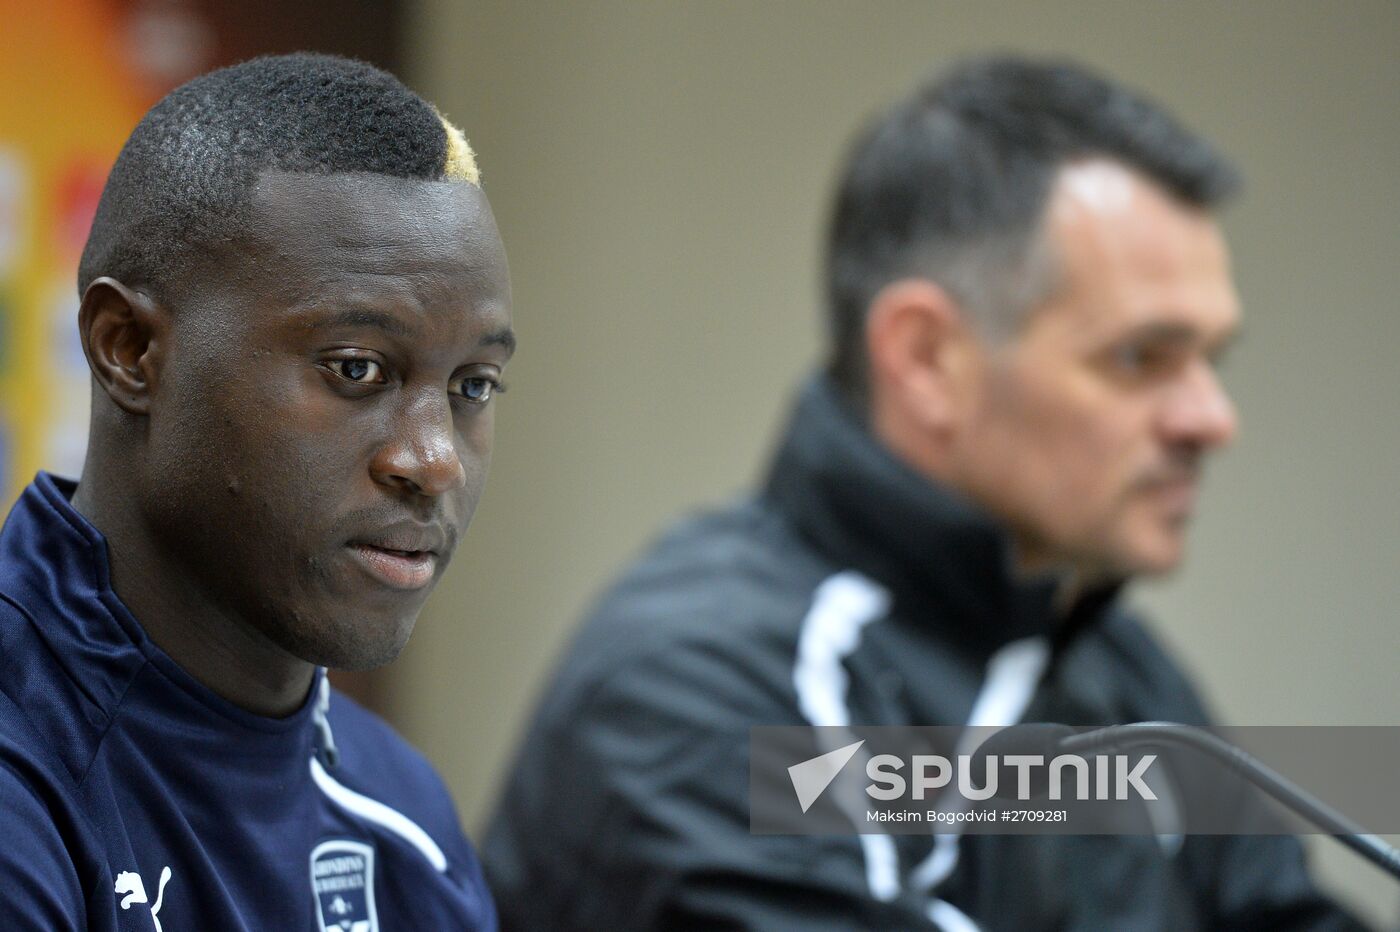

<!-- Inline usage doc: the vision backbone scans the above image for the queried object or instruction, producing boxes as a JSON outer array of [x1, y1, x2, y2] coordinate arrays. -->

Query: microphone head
[[973, 723, 1075, 762], [970, 723, 1076, 799]]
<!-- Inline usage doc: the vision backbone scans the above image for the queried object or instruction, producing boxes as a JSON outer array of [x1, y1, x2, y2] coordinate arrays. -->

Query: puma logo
[[115, 866, 172, 930], [114, 871, 146, 910]]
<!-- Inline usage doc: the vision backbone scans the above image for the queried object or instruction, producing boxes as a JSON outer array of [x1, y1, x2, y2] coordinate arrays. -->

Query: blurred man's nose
[[369, 389, 467, 497], [1159, 361, 1239, 450]]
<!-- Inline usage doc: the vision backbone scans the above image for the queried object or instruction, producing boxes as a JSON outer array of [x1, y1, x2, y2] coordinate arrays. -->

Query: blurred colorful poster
[[0, 0, 212, 504]]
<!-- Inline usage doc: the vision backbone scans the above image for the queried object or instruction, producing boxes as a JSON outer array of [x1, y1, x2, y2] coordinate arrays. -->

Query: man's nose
[[1159, 360, 1239, 450], [368, 389, 467, 497]]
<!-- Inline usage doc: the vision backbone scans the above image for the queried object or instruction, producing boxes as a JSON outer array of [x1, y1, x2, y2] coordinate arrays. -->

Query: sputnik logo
[[787, 739, 865, 813]]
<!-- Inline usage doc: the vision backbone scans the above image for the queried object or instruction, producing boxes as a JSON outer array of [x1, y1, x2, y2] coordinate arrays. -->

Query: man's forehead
[[1036, 159, 1239, 338], [1054, 160, 1141, 216], [1048, 159, 1223, 252], [173, 169, 515, 340], [231, 170, 509, 303], [248, 170, 489, 245]]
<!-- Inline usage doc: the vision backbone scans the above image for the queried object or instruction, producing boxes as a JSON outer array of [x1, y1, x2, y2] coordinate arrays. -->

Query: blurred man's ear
[[78, 278, 168, 416], [865, 277, 979, 437]]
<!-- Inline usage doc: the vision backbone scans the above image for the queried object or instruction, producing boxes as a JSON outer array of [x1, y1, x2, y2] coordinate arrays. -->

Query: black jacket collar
[[762, 376, 1119, 658]]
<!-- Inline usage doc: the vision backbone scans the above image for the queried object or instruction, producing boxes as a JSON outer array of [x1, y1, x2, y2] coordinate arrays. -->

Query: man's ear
[[864, 278, 976, 433], [78, 278, 168, 416]]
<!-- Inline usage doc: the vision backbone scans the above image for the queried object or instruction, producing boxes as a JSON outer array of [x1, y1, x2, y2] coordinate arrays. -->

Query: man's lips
[[338, 514, 448, 587], [346, 543, 438, 590], [1143, 476, 1198, 517]]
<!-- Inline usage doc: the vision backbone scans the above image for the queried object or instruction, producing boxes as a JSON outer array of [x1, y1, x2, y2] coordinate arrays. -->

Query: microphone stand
[[1064, 722, 1400, 881]]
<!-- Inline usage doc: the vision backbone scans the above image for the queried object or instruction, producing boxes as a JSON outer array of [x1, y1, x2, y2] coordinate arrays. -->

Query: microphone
[[973, 723, 1400, 881], [974, 723, 1076, 766], [970, 724, 1076, 799]]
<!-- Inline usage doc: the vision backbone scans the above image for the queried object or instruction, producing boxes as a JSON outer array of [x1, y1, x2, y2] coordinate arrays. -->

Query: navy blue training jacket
[[0, 472, 496, 930]]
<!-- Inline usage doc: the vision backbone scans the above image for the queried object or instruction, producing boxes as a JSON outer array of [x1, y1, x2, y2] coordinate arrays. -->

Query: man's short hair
[[825, 55, 1241, 401], [78, 52, 478, 299]]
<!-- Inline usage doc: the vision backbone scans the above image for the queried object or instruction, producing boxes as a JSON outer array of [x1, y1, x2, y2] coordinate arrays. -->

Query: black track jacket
[[484, 377, 1366, 931]]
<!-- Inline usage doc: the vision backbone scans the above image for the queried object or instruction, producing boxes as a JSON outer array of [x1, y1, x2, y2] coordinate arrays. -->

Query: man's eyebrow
[[304, 309, 515, 356], [1117, 321, 1242, 361], [308, 308, 416, 338], [481, 327, 517, 358], [1121, 322, 1199, 344]]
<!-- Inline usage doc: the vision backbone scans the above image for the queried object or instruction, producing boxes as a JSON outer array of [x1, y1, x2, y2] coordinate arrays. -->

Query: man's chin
[[1116, 534, 1188, 578], [287, 611, 420, 672], [324, 642, 411, 673]]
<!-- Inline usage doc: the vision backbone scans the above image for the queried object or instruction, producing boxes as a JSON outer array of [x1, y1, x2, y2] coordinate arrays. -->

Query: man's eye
[[1110, 343, 1178, 376], [453, 376, 500, 404], [328, 358, 385, 384]]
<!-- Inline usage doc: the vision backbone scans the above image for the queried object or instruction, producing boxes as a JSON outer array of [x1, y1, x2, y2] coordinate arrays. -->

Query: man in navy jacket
[[0, 53, 513, 929]]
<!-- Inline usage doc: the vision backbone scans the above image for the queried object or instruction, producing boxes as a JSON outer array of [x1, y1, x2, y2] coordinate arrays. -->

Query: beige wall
[[399, 1, 1400, 922]]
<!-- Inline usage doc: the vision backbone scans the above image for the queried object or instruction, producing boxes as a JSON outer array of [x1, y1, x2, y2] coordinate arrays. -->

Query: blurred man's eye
[[1107, 341, 1186, 379]]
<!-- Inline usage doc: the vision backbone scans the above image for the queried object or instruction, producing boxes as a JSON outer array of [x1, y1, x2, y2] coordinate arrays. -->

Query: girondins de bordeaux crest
[[311, 839, 379, 932]]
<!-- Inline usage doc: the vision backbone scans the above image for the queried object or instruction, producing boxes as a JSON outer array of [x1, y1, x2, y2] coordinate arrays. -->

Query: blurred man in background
[[485, 57, 1363, 930], [0, 53, 511, 929]]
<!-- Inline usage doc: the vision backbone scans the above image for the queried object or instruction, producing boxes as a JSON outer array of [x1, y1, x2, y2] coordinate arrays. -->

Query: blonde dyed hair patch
[[437, 111, 480, 185]]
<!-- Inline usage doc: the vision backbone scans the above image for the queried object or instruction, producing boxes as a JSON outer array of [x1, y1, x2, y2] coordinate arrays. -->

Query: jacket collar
[[762, 376, 1119, 657], [1, 472, 324, 736]]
